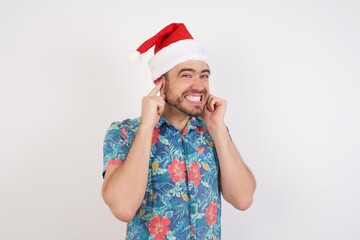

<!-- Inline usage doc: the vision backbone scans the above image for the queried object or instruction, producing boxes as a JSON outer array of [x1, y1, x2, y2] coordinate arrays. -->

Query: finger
[[209, 96, 226, 111], [147, 81, 163, 97], [151, 95, 164, 101], [153, 97, 165, 105], [201, 104, 210, 117], [205, 95, 212, 109], [207, 96, 216, 112], [151, 96, 165, 113], [157, 102, 165, 116]]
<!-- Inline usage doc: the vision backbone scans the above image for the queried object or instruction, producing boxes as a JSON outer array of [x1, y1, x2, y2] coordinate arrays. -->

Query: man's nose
[[191, 75, 204, 89]]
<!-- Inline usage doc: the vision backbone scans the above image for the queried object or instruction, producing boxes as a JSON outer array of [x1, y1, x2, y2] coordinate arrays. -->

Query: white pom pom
[[127, 51, 141, 65]]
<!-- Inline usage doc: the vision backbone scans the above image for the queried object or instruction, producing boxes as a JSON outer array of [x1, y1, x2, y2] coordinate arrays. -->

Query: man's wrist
[[138, 121, 157, 133], [207, 123, 228, 138], [206, 121, 226, 131]]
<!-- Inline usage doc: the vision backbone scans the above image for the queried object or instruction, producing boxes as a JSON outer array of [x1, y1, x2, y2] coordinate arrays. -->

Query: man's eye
[[181, 74, 192, 78], [201, 75, 209, 79]]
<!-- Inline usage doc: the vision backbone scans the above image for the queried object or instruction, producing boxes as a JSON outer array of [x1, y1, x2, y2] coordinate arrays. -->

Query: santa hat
[[127, 23, 210, 82]]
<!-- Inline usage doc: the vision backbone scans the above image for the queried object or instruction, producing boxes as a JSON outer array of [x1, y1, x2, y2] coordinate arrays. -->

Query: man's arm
[[102, 83, 164, 222], [202, 95, 256, 210], [210, 124, 256, 210]]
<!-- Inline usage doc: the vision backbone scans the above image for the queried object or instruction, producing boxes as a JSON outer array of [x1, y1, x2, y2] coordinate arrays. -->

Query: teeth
[[186, 96, 201, 102]]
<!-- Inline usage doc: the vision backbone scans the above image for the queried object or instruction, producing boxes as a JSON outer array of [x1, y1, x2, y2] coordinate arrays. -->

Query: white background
[[1, 0, 359, 239]]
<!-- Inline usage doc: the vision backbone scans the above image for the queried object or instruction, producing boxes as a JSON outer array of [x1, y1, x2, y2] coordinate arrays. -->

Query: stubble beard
[[164, 83, 208, 116]]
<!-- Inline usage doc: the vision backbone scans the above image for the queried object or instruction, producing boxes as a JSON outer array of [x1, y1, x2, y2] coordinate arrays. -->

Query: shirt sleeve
[[102, 121, 131, 178]]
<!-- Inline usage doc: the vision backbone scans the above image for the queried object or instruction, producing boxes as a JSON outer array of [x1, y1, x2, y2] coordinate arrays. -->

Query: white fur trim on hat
[[148, 39, 210, 81]]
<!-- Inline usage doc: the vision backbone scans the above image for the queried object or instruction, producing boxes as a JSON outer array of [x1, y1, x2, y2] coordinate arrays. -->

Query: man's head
[[160, 60, 210, 116], [128, 23, 212, 117]]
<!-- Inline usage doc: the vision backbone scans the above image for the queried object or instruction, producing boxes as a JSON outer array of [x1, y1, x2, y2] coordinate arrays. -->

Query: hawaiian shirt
[[103, 116, 221, 239]]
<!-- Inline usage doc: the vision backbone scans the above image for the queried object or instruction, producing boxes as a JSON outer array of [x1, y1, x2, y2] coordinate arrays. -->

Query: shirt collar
[[156, 116, 168, 128], [187, 116, 207, 130], [156, 116, 207, 130]]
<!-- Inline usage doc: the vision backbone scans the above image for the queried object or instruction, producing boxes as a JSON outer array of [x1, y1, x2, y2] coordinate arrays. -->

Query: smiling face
[[161, 60, 210, 116]]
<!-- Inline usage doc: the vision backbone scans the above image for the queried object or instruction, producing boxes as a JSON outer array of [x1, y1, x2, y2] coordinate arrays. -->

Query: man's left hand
[[202, 95, 227, 131]]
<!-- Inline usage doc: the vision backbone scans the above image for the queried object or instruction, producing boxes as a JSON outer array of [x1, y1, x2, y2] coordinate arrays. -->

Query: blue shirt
[[103, 116, 221, 239]]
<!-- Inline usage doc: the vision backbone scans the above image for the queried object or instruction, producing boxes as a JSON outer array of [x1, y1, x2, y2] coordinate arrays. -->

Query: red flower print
[[106, 158, 123, 169], [195, 126, 206, 134], [120, 128, 128, 140], [197, 147, 205, 153], [205, 201, 218, 226], [168, 158, 186, 183], [189, 162, 201, 187], [152, 128, 161, 145], [182, 127, 188, 136], [148, 215, 171, 240]]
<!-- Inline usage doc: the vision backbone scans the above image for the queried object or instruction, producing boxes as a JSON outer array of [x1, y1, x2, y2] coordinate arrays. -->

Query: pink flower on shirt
[[189, 162, 201, 187], [168, 158, 186, 183], [148, 215, 171, 240]]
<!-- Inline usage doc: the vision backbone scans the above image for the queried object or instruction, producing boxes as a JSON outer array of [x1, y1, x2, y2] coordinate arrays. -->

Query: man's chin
[[180, 106, 205, 116]]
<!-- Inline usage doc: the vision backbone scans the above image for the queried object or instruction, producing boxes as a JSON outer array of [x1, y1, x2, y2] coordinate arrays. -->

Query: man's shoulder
[[107, 117, 141, 132]]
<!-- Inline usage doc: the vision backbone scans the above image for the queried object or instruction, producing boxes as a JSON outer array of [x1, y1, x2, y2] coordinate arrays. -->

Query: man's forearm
[[210, 125, 256, 210], [102, 124, 154, 221]]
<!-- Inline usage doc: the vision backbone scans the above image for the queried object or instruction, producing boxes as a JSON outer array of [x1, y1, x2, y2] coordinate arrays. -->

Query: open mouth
[[185, 95, 202, 103]]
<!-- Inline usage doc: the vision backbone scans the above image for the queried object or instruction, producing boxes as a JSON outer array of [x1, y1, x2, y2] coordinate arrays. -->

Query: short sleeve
[[102, 121, 132, 178]]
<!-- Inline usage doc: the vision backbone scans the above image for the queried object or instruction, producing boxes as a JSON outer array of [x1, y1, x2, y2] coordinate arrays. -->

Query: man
[[102, 23, 256, 239]]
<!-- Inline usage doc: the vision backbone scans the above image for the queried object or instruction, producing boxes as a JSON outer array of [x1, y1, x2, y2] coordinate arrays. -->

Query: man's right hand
[[140, 82, 165, 128], [103, 81, 165, 222]]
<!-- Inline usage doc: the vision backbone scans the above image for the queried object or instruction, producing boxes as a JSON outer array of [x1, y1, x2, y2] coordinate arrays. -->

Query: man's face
[[162, 60, 210, 116]]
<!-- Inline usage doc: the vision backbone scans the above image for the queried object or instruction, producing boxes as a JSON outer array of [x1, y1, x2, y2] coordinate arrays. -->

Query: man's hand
[[141, 82, 165, 128], [202, 95, 227, 131]]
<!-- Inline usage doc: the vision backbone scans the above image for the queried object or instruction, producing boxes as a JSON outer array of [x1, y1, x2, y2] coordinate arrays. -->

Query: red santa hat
[[127, 23, 210, 82]]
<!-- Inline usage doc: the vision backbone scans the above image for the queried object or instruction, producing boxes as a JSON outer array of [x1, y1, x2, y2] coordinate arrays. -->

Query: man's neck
[[162, 105, 190, 131]]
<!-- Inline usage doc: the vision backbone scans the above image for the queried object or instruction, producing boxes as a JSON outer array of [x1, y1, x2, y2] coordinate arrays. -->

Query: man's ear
[[159, 76, 166, 98]]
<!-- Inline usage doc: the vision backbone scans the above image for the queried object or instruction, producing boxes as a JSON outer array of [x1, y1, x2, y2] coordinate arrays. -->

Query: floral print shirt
[[103, 116, 221, 239]]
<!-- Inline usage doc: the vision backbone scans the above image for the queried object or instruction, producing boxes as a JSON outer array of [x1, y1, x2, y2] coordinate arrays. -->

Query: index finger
[[147, 81, 163, 96]]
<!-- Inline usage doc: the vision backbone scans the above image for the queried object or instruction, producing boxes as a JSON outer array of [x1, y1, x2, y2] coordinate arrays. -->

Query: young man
[[102, 23, 256, 239]]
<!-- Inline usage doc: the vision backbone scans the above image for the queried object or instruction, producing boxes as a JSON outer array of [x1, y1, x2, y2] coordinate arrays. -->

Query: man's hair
[[163, 73, 169, 81]]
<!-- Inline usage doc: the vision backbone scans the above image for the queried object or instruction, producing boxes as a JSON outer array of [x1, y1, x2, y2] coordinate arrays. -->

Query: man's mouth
[[185, 95, 202, 102]]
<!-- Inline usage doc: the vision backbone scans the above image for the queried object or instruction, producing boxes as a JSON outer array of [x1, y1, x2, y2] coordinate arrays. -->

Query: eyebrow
[[177, 68, 211, 77]]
